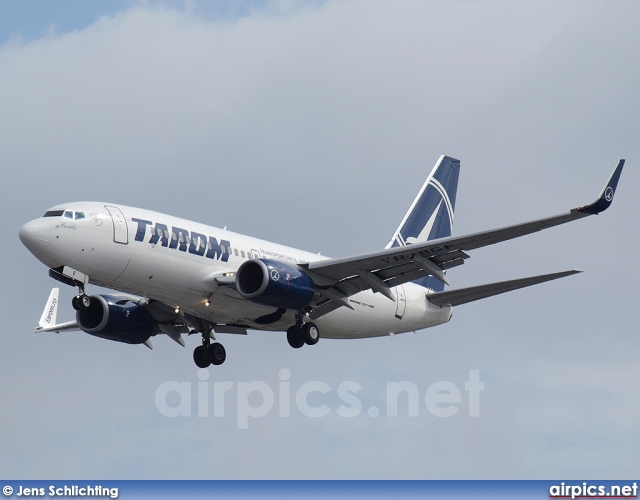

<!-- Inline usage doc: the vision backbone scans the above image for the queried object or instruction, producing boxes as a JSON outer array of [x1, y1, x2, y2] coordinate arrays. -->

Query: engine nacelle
[[235, 259, 315, 310], [76, 295, 158, 344]]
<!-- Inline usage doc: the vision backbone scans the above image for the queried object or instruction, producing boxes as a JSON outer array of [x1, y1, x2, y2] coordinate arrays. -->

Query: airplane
[[19, 156, 624, 368]]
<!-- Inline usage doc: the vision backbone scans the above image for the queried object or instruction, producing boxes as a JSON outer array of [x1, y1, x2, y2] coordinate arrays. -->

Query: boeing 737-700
[[19, 156, 624, 367]]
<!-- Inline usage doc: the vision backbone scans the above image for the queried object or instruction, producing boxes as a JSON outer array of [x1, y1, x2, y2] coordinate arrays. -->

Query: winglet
[[36, 288, 79, 333], [576, 159, 625, 215], [38, 288, 60, 330]]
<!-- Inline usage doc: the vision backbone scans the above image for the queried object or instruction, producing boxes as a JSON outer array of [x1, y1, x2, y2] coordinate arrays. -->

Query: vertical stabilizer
[[386, 155, 460, 292]]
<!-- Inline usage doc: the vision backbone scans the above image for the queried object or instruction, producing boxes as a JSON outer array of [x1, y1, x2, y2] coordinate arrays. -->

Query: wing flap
[[427, 270, 582, 307], [308, 299, 343, 321]]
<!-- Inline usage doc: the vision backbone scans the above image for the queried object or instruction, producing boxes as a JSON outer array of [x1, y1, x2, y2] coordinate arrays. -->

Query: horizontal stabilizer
[[427, 270, 582, 307]]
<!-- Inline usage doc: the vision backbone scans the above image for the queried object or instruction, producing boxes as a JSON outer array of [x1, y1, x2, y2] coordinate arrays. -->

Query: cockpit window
[[43, 210, 86, 220], [43, 210, 65, 217]]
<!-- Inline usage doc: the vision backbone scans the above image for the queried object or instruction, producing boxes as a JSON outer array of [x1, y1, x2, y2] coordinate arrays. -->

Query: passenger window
[[241, 250, 246, 258], [234, 249, 239, 256]]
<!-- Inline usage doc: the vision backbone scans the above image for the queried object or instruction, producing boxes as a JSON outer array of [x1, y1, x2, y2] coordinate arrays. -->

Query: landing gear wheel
[[207, 343, 226, 365], [287, 326, 304, 349], [193, 345, 211, 368], [300, 322, 320, 345], [72, 294, 91, 311]]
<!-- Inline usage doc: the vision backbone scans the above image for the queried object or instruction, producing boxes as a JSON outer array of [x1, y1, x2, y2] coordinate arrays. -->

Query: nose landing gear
[[71, 293, 91, 310], [71, 283, 90, 311]]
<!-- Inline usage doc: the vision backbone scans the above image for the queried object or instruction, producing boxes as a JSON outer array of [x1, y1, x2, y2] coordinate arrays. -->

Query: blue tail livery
[[386, 155, 461, 291]]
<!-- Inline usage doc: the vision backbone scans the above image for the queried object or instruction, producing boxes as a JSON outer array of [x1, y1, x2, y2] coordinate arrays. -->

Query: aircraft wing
[[303, 160, 624, 314], [36, 321, 80, 333]]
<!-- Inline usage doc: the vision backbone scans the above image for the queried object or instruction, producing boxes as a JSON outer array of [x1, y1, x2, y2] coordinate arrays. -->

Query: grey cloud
[[1, 0, 638, 479]]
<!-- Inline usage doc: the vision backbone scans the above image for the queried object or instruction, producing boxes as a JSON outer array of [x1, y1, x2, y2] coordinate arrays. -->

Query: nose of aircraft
[[19, 218, 51, 260]]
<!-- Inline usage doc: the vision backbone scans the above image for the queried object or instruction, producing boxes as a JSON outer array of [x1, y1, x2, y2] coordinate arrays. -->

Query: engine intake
[[76, 295, 158, 344], [236, 259, 315, 309]]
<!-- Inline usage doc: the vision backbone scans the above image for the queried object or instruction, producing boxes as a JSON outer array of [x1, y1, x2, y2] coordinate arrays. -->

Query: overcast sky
[[1, 0, 638, 480]]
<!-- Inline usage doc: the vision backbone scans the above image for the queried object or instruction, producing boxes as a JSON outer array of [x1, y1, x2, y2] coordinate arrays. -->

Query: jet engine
[[235, 259, 316, 309], [76, 295, 158, 344]]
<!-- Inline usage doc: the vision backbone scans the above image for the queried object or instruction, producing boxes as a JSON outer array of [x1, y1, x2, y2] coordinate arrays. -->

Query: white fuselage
[[21, 202, 452, 339]]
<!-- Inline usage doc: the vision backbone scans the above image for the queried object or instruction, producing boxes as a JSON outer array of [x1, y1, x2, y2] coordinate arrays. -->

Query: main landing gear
[[193, 327, 227, 368], [286, 317, 320, 349]]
